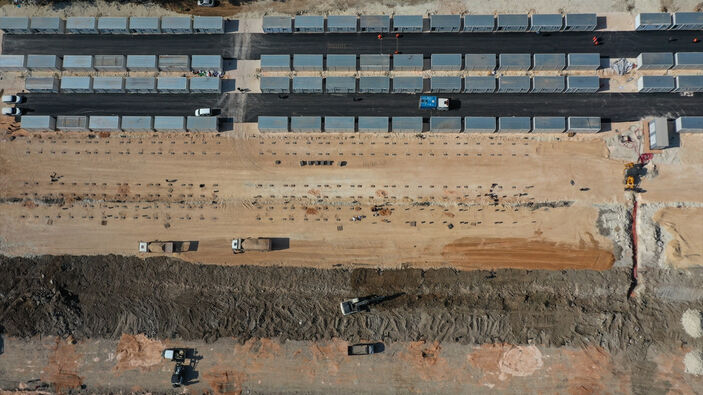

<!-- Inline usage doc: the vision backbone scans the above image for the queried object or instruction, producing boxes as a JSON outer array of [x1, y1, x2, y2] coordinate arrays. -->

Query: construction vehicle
[[138, 241, 190, 253], [162, 348, 193, 387], [348, 343, 382, 356], [340, 295, 386, 315], [419, 95, 449, 111], [162, 348, 187, 362], [171, 363, 186, 387], [624, 153, 653, 192], [231, 237, 272, 253]]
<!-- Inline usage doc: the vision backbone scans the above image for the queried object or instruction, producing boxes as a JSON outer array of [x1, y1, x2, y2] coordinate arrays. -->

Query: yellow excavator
[[624, 162, 646, 191]]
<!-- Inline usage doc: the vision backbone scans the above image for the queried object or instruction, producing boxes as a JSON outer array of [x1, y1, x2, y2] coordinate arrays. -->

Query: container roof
[[293, 54, 323, 68], [567, 75, 600, 88], [531, 14, 563, 26], [295, 15, 324, 28], [258, 116, 288, 130], [121, 116, 153, 130], [187, 116, 218, 131], [66, 17, 96, 29], [360, 15, 390, 28], [92, 77, 124, 90], [674, 12, 703, 24], [358, 116, 389, 131], [677, 75, 703, 88], [465, 117, 496, 131], [326, 76, 356, 90], [327, 54, 356, 67], [464, 15, 495, 27], [640, 75, 675, 88], [324, 116, 355, 131], [638, 13, 672, 24], [533, 117, 566, 130], [327, 15, 357, 27], [499, 117, 531, 131], [191, 55, 222, 69], [129, 17, 160, 29], [27, 55, 58, 67], [677, 116, 703, 129], [21, 116, 54, 129], [159, 55, 189, 66], [500, 53, 531, 67], [25, 77, 57, 90], [193, 16, 223, 29], [360, 54, 390, 67], [431, 53, 462, 66], [0, 17, 30, 29], [431, 76, 462, 89], [676, 52, 703, 65], [125, 77, 156, 89], [533, 53, 565, 67], [393, 15, 423, 27], [260, 77, 290, 90], [154, 116, 186, 130], [392, 117, 423, 131], [393, 77, 423, 90], [499, 76, 530, 89], [359, 76, 390, 90], [565, 13, 597, 25], [639, 52, 674, 65], [263, 16, 292, 28], [89, 116, 120, 130], [497, 14, 529, 27], [393, 54, 423, 68], [533, 76, 565, 89], [431, 15, 461, 27], [568, 116, 601, 130], [94, 54, 125, 68], [157, 77, 188, 90], [1, 54, 25, 67], [261, 54, 290, 68], [465, 76, 496, 89], [465, 54, 496, 67], [430, 117, 462, 131], [292, 76, 323, 90], [57, 116, 88, 129], [63, 55, 93, 68], [98, 17, 128, 29], [61, 76, 92, 89], [291, 116, 322, 130], [31, 17, 61, 29], [568, 53, 600, 66], [190, 77, 221, 91], [127, 55, 157, 68], [162, 16, 192, 28]]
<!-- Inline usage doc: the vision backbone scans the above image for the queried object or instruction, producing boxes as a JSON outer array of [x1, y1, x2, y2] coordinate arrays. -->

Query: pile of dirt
[[0, 255, 699, 357]]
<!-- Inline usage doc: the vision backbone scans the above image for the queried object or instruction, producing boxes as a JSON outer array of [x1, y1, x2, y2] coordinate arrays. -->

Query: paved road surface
[[3, 31, 701, 58], [19, 93, 703, 122]]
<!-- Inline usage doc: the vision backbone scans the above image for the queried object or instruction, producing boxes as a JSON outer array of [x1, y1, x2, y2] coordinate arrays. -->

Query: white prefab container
[[360, 15, 390, 32], [465, 117, 496, 133], [294, 16, 324, 33], [125, 77, 157, 93], [0, 16, 31, 34], [635, 13, 672, 30], [187, 116, 219, 132], [674, 75, 703, 92], [464, 76, 496, 93], [263, 16, 292, 33], [97, 17, 128, 34], [258, 116, 289, 132], [565, 76, 600, 93], [359, 76, 390, 93], [564, 13, 597, 31], [532, 53, 565, 71], [637, 76, 675, 93], [675, 116, 703, 133], [158, 55, 190, 71], [532, 117, 566, 133], [431, 54, 462, 71], [94, 55, 126, 71], [671, 12, 703, 30], [60, 76, 93, 93], [191, 55, 223, 72], [292, 77, 323, 93], [359, 54, 390, 71], [392, 77, 423, 93], [393, 54, 423, 71], [496, 14, 529, 32], [430, 15, 461, 32], [324, 116, 355, 132], [430, 117, 462, 133], [157, 77, 189, 93], [636, 52, 674, 70], [291, 116, 322, 132], [92, 77, 125, 93], [193, 16, 224, 33], [674, 52, 703, 70], [63, 55, 94, 71], [21, 116, 56, 131], [154, 116, 186, 131], [66, 17, 98, 34], [463, 15, 495, 32], [392, 117, 423, 133], [25, 77, 59, 93], [127, 55, 158, 71], [648, 118, 670, 149], [358, 116, 389, 132], [327, 54, 357, 71], [530, 14, 563, 32], [392, 15, 423, 32], [121, 116, 154, 132], [293, 54, 324, 71], [0, 55, 26, 71], [532, 76, 565, 93], [567, 117, 601, 133], [260, 54, 290, 71], [325, 76, 356, 93], [57, 116, 89, 131], [129, 17, 160, 34], [498, 117, 531, 133], [567, 53, 600, 70], [30, 17, 64, 33], [260, 77, 290, 93], [327, 15, 357, 32], [89, 116, 121, 131], [498, 53, 531, 71], [161, 16, 192, 34], [498, 76, 530, 93], [465, 54, 496, 71], [189, 77, 222, 93], [430, 76, 462, 93]]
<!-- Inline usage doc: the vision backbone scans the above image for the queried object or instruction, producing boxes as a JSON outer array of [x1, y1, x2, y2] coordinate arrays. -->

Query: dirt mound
[[114, 334, 166, 373], [498, 346, 543, 379], [41, 337, 83, 393]]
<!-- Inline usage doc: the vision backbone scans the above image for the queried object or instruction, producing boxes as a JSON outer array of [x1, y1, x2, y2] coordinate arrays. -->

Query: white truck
[[232, 237, 273, 253]]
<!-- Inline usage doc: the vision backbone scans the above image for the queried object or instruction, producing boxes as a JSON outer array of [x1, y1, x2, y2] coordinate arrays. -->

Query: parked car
[[2, 95, 23, 104], [197, 0, 215, 6], [2, 107, 22, 116], [195, 108, 212, 116], [348, 343, 383, 356]]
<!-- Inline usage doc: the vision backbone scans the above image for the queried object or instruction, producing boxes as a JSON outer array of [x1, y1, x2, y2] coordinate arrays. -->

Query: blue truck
[[419, 95, 449, 111]]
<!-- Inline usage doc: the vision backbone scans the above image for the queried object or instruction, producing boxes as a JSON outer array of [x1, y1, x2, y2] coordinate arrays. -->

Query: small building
[[97, 17, 128, 34], [674, 75, 703, 93], [187, 116, 219, 132], [465, 117, 496, 133], [498, 117, 531, 133], [189, 77, 222, 93], [191, 55, 223, 72], [674, 52, 703, 70], [324, 116, 355, 132], [294, 16, 324, 33], [431, 76, 462, 93], [21, 116, 56, 131], [430, 117, 462, 133], [260, 54, 291, 71], [392, 117, 423, 133], [635, 13, 672, 30], [465, 54, 496, 71], [359, 76, 390, 93], [498, 76, 530, 93], [499, 53, 531, 71], [92, 77, 125, 93], [94, 54, 126, 71], [30, 17, 64, 33], [291, 116, 322, 132], [25, 77, 59, 93], [325, 76, 356, 93], [430, 15, 461, 32], [158, 55, 190, 71], [129, 17, 161, 34], [464, 76, 496, 93], [66, 17, 97, 34], [0, 16, 31, 34], [358, 116, 389, 132], [327, 54, 356, 71], [57, 116, 89, 131], [154, 116, 186, 132], [431, 53, 462, 71], [89, 116, 121, 132], [157, 77, 189, 93], [60, 76, 93, 93], [648, 118, 670, 149], [393, 15, 423, 32], [292, 76, 323, 93], [360, 15, 390, 32], [637, 76, 674, 93], [565, 76, 600, 93], [125, 77, 157, 93], [567, 116, 601, 133], [671, 12, 703, 30], [259, 116, 288, 132], [675, 116, 703, 133], [393, 54, 423, 71], [532, 117, 566, 133], [126, 55, 158, 71], [263, 16, 292, 33], [463, 15, 494, 32], [531, 76, 565, 93], [121, 116, 154, 132], [359, 54, 390, 71], [392, 77, 423, 93], [260, 77, 290, 93], [530, 14, 563, 32], [496, 14, 529, 32], [532, 53, 565, 71], [327, 15, 357, 32], [193, 16, 224, 34], [636, 52, 674, 70], [293, 54, 323, 71], [567, 53, 600, 70], [63, 55, 94, 71], [564, 13, 597, 31], [161, 16, 193, 34], [0, 54, 26, 71]]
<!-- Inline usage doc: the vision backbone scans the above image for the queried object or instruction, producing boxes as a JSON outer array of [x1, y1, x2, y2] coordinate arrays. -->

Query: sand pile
[[681, 309, 703, 338], [684, 350, 703, 376]]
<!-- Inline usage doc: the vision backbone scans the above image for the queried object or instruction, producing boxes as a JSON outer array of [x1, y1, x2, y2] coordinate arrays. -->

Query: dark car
[[347, 343, 383, 356]]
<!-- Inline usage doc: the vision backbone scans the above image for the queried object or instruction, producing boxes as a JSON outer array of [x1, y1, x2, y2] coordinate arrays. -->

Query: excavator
[[624, 153, 653, 192]]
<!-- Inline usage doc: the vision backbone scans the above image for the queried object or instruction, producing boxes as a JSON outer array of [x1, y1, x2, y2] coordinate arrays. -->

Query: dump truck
[[138, 241, 190, 253], [232, 237, 272, 253], [419, 95, 449, 111]]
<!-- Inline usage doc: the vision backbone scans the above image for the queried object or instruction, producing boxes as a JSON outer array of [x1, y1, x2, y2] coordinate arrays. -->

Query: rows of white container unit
[[20, 115, 219, 132], [0, 16, 224, 34], [0, 54, 223, 73]]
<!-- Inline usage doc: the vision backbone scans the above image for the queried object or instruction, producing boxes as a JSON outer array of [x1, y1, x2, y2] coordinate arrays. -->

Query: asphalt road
[[3, 31, 702, 58], [19, 93, 703, 123]]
